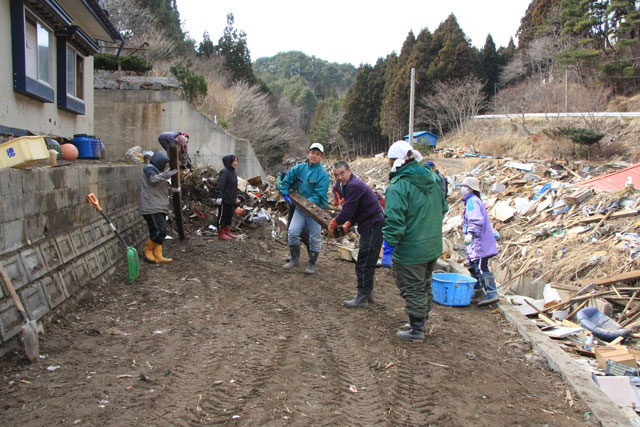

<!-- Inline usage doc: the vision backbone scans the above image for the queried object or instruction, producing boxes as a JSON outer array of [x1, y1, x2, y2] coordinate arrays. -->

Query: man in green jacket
[[381, 141, 448, 341]]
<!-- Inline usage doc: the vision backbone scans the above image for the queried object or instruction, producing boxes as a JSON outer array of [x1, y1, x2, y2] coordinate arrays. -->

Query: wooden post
[[169, 145, 185, 240]]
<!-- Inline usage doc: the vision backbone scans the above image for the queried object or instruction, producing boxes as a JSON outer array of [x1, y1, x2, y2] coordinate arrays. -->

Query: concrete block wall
[[0, 165, 146, 346]]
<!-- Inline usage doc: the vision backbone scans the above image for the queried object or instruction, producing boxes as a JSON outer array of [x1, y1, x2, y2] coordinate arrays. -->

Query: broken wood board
[[169, 145, 185, 239], [580, 270, 640, 287], [578, 209, 639, 224], [288, 191, 345, 237], [595, 346, 637, 369], [543, 327, 583, 339]]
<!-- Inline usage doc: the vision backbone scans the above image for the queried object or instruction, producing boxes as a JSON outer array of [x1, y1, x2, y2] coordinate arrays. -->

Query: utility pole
[[565, 67, 568, 112], [408, 68, 415, 146]]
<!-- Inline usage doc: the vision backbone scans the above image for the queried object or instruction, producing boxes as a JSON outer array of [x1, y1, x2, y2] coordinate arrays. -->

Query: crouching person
[[140, 151, 178, 263], [460, 177, 500, 306], [328, 161, 384, 308], [382, 141, 448, 341]]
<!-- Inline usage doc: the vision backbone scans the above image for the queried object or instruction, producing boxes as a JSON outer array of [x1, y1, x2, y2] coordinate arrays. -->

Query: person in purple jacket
[[328, 161, 384, 308], [461, 177, 500, 306]]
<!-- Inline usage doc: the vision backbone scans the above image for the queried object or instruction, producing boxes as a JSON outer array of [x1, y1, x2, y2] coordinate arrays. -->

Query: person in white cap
[[460, 176, 500, 306], [158, 131, 192, 169], [381, 141, 448, 341], [279, 143, 330, 274]]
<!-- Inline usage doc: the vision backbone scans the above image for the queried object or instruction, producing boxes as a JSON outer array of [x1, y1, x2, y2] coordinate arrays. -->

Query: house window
[[66, 47, 84, 100], [10, 1, 58, 103]]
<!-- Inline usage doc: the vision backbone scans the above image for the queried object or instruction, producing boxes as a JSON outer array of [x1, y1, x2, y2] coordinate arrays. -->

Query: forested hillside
[[101, 0, 640, 168]]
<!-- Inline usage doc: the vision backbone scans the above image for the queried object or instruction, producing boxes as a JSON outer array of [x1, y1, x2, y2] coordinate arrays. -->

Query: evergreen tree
[[138, 0, 194, 56], [426, 14, 479, 82], [197, 31, 215, 57], [517, 0, 561, 50], [481, 35, 500, 97], [214, 13, 257, 85]]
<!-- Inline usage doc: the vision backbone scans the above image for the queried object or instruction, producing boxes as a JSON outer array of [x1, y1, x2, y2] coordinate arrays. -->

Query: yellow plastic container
[[0, 136, 49, 168]]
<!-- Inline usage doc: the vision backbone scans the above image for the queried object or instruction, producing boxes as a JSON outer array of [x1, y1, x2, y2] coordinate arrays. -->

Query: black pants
[[287, 205, 310, 250], [355, 220, 384, 296], [143, 213, 167, 244], [218, 202, 234, 228], [468, 257, 491, 279]]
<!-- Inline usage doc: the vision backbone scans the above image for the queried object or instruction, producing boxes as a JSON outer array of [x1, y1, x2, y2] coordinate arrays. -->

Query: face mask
[[460, 186, 470, 196]]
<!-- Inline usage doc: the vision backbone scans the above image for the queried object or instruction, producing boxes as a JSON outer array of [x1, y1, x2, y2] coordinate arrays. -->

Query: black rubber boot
[[283, 245, 300, 270], [343, 293, 369, 308], [368, 291, 374, 304], [396, 316, 425, 341], [477, 272, 500, 306], [304, 251, 319, 274], [471, 280, 486, 303]]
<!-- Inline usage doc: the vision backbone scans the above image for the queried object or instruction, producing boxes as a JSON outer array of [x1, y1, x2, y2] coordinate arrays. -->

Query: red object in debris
[[234, 207, 246, 216], [578, 162, 640, 192]]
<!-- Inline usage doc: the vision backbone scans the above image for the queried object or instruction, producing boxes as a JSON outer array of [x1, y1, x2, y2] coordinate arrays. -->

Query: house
[[1, 0, 122, 138], [404, 131, 439, 147]]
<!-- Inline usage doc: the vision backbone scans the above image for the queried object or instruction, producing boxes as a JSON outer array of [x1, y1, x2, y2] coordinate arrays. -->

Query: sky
[[175, 0, 532, 66]]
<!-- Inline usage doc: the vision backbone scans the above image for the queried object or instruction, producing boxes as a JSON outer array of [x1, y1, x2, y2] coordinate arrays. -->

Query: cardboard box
[[595, 346, 638, 370]]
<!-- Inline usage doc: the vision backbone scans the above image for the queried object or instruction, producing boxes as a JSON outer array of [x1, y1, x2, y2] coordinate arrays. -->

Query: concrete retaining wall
[[94, 89, 266, 180], [0, 165, 146, 349]]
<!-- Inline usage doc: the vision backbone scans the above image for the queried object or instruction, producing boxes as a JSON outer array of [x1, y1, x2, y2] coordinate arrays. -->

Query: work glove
[[381, 240, 395, 268], [342, 221, 353, 233], [328, 218, 339, 237], [215, 198, 222, 205], [167, 169, 178, 177], [464, 234, 473, 246], [283, 194, 292, 206], [171, 187, 181, 193]]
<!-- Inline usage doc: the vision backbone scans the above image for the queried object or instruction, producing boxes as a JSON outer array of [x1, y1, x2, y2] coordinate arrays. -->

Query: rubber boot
[[304, 251, 319, 275], [368, 290, 374, 304], [396, 316, 425, 341], [218, 228, 232, 240], [471, 280, 486, 303], [225, 226, 238, 239], [477, 272, 500, 306], [283, 245, 300, 270], [343, 292, 369, 308], [143, 239, 156, 263], [152, 243, 173, 263]]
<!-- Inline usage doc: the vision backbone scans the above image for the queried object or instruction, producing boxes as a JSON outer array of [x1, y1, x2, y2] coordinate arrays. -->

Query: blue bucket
[[432, 273, 476, 307], [89, 135, 102, 159], [72, 134, 92, 159]]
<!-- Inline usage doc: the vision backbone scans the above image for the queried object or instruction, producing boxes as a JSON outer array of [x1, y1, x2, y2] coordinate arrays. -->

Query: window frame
[[10, 1, 58, 103]]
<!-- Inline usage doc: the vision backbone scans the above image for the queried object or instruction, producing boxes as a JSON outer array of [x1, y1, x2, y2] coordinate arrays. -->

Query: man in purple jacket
[[328, 161, 384, 308]]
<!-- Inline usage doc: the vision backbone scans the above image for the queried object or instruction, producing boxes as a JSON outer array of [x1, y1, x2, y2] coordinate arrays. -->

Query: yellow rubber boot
[[143, 239, 156, 263], [152, 243, 173, 263]]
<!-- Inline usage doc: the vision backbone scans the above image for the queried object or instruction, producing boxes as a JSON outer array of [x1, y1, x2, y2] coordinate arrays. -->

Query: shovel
[[0, 264, 40, 362], [86, 194, 139, 283]]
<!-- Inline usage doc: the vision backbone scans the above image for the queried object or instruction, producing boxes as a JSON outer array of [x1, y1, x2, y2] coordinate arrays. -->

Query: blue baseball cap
[[425, 161, 435, 167]]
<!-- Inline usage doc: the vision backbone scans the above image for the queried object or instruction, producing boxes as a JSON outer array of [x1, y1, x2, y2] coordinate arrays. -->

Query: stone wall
[[0, 165, 145, 351]]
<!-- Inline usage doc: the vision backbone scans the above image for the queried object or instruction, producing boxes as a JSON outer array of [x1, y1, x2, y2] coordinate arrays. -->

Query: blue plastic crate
[[432, 273, 476, 307]]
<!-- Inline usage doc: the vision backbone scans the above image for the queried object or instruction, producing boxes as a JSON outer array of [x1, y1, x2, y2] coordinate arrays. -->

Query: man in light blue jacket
[[279, 143, 330, 274]]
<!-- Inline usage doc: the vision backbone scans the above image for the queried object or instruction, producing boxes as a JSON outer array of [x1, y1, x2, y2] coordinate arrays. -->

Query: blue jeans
[[288, 209, 322, 252]]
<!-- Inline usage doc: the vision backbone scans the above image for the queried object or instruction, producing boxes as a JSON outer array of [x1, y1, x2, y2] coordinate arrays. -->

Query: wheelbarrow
[[86, 194, 139, 283]]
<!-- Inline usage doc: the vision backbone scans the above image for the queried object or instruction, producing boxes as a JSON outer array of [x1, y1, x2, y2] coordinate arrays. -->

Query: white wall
[[0, 0, 94, 138]]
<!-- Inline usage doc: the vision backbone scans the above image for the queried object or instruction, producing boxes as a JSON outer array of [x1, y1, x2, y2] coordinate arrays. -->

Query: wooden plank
[[578, 209, 639, 224], [288, 192, 345, 237], [580, 270, 640, 287], [169, 145, 185, 240]]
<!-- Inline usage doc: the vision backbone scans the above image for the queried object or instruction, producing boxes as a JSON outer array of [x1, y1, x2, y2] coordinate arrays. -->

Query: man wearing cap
[[158, 131, 192, 169], [279, 143, 330, 274], [328, 161, 384, 308], [425, 161, 448, 200]]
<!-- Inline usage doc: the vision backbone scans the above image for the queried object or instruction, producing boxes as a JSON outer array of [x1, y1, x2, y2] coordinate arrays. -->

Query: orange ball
[[61, 143, 78, 161]]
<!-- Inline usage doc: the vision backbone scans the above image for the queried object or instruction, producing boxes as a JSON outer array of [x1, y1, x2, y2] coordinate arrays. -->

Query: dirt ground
[[1, 222, 597, 426]]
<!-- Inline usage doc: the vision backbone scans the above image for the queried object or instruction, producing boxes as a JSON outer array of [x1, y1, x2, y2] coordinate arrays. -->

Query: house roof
[[55, 0, 121, 43], [577, 162, 640, 192], [403, 131, 438, 139]]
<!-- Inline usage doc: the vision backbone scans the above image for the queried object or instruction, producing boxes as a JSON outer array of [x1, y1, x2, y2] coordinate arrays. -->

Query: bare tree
[[416, 76, 486, 136], [102, 0, 176, 61]]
